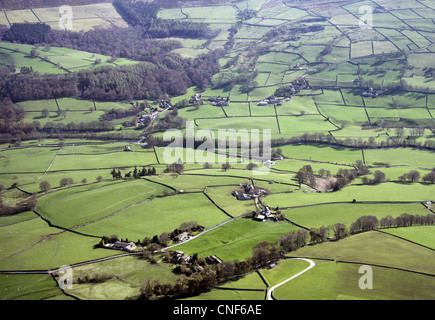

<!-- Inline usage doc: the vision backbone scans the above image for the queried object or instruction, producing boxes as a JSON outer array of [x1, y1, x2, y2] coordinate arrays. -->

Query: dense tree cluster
[[101, 105, 143, 121], [0, 194, 37, 216], [110, 166, 157, 180], [163, 162, 184, 174], [0, 71, 79, 102], [3, 23, 51, 44], [0, 98, 26, 122], [46, 26, 182, 61], [380, 213, 435, 228], [0, 48, 224, 103]]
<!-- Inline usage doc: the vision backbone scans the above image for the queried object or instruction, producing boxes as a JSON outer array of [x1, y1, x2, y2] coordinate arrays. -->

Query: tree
[[246, 162, 258, 170], [96, 176, 103, 182], [203, 162, 213, 169], [39, 180, 51, 193], [372, 170, 386, 184], [409, 170, 420, 183], [59, 177, 74, 187], [331, 223, 349, 240], [221, 162, 231, 172], [41, 108, 50, 118], [422, 171, 435, 184], [30, 48, 40, 57]]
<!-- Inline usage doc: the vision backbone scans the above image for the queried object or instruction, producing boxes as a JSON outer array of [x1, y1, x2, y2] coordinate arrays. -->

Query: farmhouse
[[361, 88, 382, 98], [174, 231, 190, 242], [205, 255, 222, 265], [232, 190, 252, 200], [171, 251, 191, 264], [253, 213, 266, 221], [111, 241, 136, 252], [190, 93, 202, 104], [253, 206, 275, 222], [208, 97, 229, 106]]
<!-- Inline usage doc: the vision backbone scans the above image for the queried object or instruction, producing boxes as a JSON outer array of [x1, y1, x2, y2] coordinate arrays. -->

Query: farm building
[[110, 241, 137, 252], [171, 251, 191, 264], [205, 255, 222, 265], [174, 232, 190, 242], [232, 190, 252, 200]]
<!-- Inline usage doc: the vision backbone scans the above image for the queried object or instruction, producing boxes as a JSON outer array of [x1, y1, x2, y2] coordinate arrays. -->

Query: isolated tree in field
[[246, 162, 258, 170], [222, 162, 231, 172], [41, 108, 50, 118], [39, 180, 51, 193], [96, 176, 103, 183], [203, 162, 213, 169], [372, 170, 386, 184], [409, 170, 420, 183], [30, 49, 40, 57]]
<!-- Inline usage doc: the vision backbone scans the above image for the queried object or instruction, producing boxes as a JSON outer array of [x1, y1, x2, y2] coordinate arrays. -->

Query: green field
[[1, 0, 435, 302]]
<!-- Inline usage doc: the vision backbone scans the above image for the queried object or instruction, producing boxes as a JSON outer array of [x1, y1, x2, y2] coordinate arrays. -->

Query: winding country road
[[266, 258, 316, 300]]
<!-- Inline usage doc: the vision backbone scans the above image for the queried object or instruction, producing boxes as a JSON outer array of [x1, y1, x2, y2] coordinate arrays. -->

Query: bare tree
[[39, 180, 51, 193]]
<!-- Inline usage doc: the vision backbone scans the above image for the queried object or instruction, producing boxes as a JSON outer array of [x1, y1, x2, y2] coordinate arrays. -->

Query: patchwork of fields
[[0, 0, 435, 302]]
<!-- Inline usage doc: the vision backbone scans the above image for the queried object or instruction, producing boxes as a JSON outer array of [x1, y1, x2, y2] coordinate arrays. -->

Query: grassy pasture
[[0, 46, 65, 74], [0, 229, 118, 271], [273, 260, 435, 300], [195, 116, 280, 134], [204, 185, 257, 217], [276, 144, 364, 165], [266, 182, 435, 208], [2, 0, 435, 301], [60, 255, 178, 300], [277, 115, 338, 135], [317, 104, 368, 123], [0, 147, 59, 174], [183, 271, 266, 300], [176, 218, 299, 261], [47, 149, 157, 171], [288, 231, 435, 275], [363, 147, 435, 168], [37, 179, 161, 229], [0, 214, 52, 261], [0, 210, 36, 227], [143, 173, 243, 192], [259, 258, 312, 287], [18, 168, 114, 193], [283, 203, 430, 230], [0, 274, 64, 300], [77, 192, 230, 241], [27, 3, 128, 31], [382, 225, 435, 249], [0, 41, 138, 74]]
